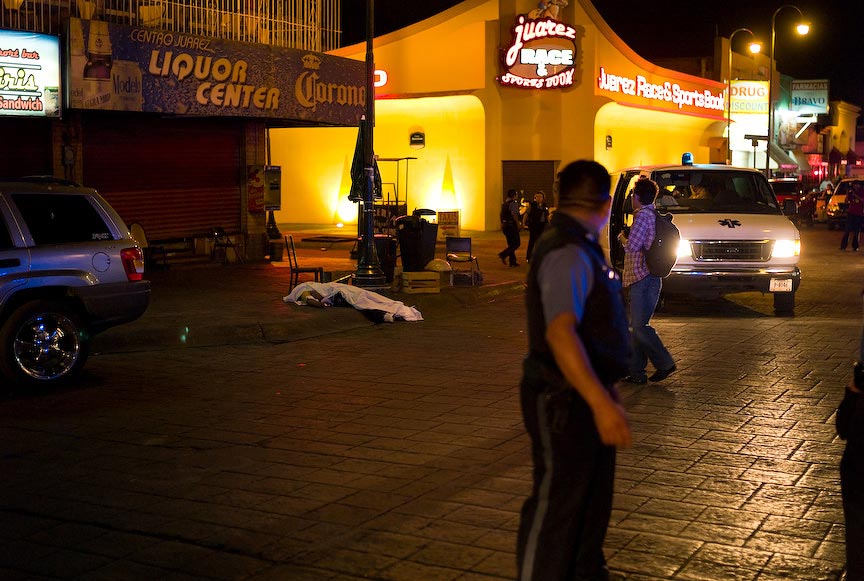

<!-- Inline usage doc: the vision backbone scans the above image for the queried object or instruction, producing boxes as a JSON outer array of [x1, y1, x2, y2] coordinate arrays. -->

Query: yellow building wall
[[330, 0, 496, 95], [270, 95, 486, 230], [593, 103, 724, 171], [273, 0, 729, 230]]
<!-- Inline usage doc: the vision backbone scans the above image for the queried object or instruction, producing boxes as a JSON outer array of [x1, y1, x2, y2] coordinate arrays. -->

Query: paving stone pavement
[[0, 224, 862, 580]]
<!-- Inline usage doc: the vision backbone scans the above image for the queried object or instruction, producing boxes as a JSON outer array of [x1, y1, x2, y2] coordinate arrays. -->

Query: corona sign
[[498, 15, 577, 89]]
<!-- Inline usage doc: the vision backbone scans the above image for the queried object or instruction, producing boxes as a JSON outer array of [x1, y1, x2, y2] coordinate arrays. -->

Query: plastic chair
[[129, 222, 167, 269], [285, 235, 324, 290], [445, 236, 480, 286], [211, 226, 244, 263]]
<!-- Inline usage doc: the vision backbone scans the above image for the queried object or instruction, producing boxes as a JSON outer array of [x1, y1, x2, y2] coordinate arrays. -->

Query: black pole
[[353, 0, 386, 288]]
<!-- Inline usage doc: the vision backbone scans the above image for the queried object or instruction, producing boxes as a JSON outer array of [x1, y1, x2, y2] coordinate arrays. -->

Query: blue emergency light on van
[[681, 152, 693, 166]]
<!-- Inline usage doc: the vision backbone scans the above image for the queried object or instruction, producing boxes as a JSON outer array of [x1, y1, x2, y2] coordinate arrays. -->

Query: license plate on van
[[769, 278, 793, 292]]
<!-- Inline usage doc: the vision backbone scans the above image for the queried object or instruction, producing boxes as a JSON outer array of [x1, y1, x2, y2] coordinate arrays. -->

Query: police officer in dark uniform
[[839, 289, 864, 580], [517, 160, 632, 581], [499, 189, 522, 267]]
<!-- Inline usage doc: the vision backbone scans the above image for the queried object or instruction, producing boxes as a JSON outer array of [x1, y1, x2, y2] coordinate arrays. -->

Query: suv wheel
[[773, 292, 795, 316], [0, 300, 90, 387]]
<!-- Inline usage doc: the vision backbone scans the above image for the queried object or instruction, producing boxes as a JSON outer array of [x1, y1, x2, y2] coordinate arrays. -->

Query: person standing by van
[[517, 160, 632, 581], [617, 177, 676, 383], [498, 189, 522, 267], [840, 182, 864, 251]]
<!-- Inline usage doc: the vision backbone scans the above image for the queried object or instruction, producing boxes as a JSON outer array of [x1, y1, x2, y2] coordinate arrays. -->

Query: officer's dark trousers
[[841, 388, 864, 581], [516, 381, 616, 581], [499, 223, 521, 265]]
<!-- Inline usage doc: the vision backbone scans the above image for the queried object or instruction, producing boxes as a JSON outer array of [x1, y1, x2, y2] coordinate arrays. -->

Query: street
[[0, 224, 862, 580]]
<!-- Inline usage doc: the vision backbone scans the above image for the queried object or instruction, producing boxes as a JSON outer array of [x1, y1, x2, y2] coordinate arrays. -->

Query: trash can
[[268, 239, 284, 262], [396, 215, 438, 271], [374, 234, 397, 282]]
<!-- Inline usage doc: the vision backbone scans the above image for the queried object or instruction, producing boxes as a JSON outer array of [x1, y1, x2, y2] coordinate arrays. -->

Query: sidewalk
[[93, 226, 528, 354]]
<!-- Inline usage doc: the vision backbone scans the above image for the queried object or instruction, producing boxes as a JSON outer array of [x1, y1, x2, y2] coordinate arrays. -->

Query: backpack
[[646, 210, 680, 278]]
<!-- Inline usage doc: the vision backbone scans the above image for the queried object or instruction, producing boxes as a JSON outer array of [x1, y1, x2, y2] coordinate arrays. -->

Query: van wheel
[[0, 300, 90, 388], [773, 292, 795, 316]]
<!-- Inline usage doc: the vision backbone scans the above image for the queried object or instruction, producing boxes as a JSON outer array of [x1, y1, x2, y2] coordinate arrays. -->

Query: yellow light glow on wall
[[436, 155, 458, 209], [269, 95, 485, 230], [594, 102, 722, 169]]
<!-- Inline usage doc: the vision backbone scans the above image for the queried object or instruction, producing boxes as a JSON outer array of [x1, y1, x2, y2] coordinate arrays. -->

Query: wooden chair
[[211, 226, 244, 263], [285, 235, 324, 290]]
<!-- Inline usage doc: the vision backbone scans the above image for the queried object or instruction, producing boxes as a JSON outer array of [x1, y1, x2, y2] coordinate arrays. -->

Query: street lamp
[[767, 4, 809, 175], [726, 28, 761, 165], [352, 0, 386, 288]]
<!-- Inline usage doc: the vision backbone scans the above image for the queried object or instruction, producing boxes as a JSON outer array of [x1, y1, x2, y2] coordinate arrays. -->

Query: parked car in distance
[[768, 177, 804, 206], [826, 193, 847, 230], [827, 178, 864, 230], [812, 189, 832, 223], [0, 177, 150, 388]]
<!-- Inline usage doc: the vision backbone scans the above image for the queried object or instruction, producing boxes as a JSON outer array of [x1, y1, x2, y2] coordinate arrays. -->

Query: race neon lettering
[[505, 15, 576, 68]]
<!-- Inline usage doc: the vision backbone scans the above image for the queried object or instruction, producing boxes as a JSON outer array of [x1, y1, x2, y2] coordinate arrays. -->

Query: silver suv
[[0, 178, 150, 388]]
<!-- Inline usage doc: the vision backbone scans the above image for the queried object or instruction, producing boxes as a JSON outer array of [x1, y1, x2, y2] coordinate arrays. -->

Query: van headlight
[[677, 239, 692, 258], [773, 239, 800, 258]]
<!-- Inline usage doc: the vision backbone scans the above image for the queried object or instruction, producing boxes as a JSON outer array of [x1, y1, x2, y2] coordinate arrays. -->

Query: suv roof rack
[[14, 176, 82, 187]]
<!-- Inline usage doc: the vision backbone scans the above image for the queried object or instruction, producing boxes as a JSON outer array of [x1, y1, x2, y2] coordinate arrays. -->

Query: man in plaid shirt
[[616, 177, 676, 384]]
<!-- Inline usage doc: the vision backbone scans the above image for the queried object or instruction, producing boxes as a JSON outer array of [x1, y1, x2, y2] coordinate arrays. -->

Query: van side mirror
[[783, 199, 798, 215]]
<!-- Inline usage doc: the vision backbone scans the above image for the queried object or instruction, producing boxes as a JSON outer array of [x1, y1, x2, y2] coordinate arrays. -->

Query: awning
[[768, 142, 801, 172], [769, 143, 810, 172]]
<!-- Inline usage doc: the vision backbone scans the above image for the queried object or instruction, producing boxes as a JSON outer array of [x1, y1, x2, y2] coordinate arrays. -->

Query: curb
[[91, 280, 527, 355]]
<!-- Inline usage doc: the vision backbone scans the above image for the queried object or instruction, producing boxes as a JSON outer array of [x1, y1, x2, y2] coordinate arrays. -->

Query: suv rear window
[[651, 170, 780, 214], [12, 194, 113, 245], [0, 214, 12, 250]]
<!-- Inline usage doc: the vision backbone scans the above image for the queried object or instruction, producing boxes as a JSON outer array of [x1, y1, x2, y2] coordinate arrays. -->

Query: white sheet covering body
[[284, 282, 424, 322]]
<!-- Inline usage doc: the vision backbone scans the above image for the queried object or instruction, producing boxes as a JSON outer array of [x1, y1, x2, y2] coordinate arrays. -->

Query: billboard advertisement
[[0, 29, 61, 118], [67, 18, 365, 125], [729, 80, 768, 151]]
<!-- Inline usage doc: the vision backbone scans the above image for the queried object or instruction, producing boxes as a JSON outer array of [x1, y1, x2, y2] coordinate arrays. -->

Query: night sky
[[341, 0, 864, 109]]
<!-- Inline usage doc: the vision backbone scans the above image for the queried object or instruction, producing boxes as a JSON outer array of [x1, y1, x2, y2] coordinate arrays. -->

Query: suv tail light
[[120, 247, 145, 281]]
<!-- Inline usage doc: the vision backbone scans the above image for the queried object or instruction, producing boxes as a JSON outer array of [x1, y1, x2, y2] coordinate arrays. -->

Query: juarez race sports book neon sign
[[498, 15, 577, 89]]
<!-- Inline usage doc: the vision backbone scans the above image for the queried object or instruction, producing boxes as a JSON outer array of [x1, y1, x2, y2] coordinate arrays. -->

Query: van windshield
[[652, 170, 781, 214]]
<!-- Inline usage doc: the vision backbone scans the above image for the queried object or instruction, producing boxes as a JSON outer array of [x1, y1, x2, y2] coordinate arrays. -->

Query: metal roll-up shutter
[[0, 118, 53, 177], [83, 115, 242, 240], [502, 160, 558, 201]]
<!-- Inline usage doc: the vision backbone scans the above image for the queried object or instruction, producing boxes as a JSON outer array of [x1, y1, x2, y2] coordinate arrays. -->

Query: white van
[[606, 159, 801, 315]]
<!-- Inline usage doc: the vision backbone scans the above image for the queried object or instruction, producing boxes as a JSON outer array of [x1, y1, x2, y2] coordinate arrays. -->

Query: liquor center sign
[[66, 18, 365, 125]]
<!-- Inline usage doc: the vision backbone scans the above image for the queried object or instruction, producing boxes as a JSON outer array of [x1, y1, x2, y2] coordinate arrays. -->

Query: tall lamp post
[[353, 0, 386, 288], [726, 28, 761, 165], [767, 4, 809, 176]]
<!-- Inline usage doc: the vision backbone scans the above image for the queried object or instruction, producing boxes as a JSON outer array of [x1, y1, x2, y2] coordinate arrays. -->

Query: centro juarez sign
[[596, 67, 726, 117], [498, 15, 577, 89]]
